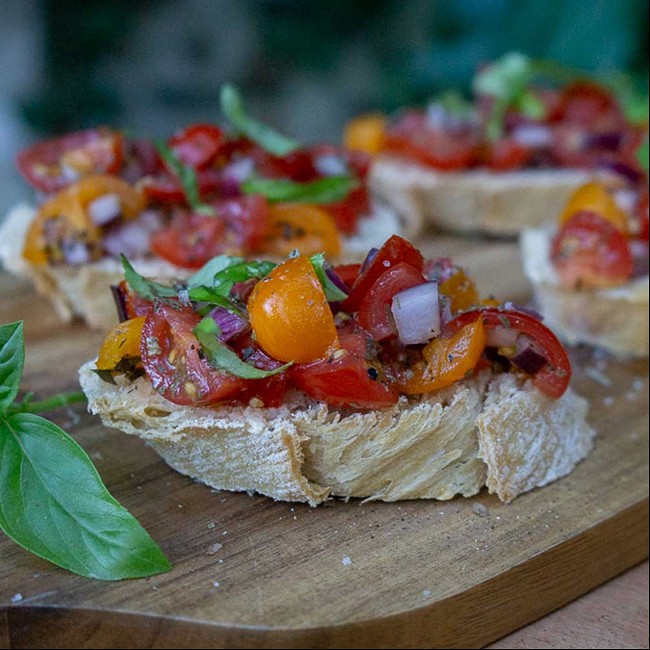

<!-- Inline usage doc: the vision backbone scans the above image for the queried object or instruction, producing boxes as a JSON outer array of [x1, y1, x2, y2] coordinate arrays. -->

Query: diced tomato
[[551, 210, 633, 288], [358, 262, 425, 341], [343, 235, 424, 313], [97, 317, 146, 370], [559, 182, 628, 233], [254, 148, 320, 182], [17, 128, 124, 193], [139, 168, 222, 204], [446, 308, 571, 399], [141, 302, 245, 406], [325, 185, 370, 235], [290, 320, 398, 409], [344, 113, 387, 155], [168, 124, 225, 169], [482, 138, 532, 171], [383, 111, 478, 171], [113, 280, 153, 320], [334, 263, 361, 290], [213, 195, 270, 254], [150, 213, 227, 269], [553, 82, 624, 129]]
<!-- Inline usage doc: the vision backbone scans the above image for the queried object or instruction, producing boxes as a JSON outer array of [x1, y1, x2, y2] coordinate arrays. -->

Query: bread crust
[[79, 361, 595, 505], [370, 157, 596, 236], [521, 226, 649, 357]]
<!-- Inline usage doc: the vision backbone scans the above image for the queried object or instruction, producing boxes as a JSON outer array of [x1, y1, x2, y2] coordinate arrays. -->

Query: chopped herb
[[310, 253, 348, 302], [242, 175, 359, 204]]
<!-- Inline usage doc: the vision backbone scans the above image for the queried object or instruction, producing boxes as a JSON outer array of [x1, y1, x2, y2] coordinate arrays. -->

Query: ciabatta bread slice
[[79, 361, 595, 505], [370, 157, 595, 236], [521, 225, 649, 357]]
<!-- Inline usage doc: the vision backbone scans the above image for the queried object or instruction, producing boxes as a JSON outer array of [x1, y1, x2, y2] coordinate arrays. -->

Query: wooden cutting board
[[0, 238, 648, 649]]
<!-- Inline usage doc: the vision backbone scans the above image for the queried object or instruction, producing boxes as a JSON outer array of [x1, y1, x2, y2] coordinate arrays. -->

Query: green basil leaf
[[310, 253, 347, 302], [242, 176, 359, 204], [220, 84, 300, 156], [0, 412, 171, 580], [121, 255, 178, 301], [186, 287, 242, 313], [0, 322, 24, 413], [429, 90, 475, 120], [194, 318, 291, 379], [513, 89, 546, 120], [187, 255, 245, 288], [637, 135, 649, 175], [155, 141, 215, 215]]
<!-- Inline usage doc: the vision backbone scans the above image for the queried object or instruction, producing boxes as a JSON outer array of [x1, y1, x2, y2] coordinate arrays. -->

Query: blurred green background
[[0, 0, 647, 210]]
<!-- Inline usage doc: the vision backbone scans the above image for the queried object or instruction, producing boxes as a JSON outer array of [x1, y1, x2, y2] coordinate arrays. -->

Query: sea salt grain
[[212, 581, 220, 588], [342, 556, 352, 566], [422, 589, 432, 597], [11, 594, 23, 603], [472, 503, 489, 517], [207, 542, 223, 556]]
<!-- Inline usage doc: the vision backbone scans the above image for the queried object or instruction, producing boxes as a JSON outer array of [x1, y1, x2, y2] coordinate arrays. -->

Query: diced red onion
[[613, 188, 638, 214], [223, 157, 255, 183], [585, 132, 623, 151], [325, 264, 350, 294], [511, 124, 553, 149], [206, 306, 250, 342], [510, 336, 548, 375], [111, 284, 129, 323], [314, 154, 348, 177], [88, 193, 122, 226], [103, 220, 152, 258], [597, 160, 643, 185], [360, 247, 378, 274], [391, 282, 440, 345], [62, 240, 91, 265], [630, 240, 649, 278], [138, 209, 164, 231]]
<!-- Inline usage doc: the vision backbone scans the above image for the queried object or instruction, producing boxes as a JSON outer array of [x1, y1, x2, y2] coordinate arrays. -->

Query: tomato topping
[[482, 138, 532, 171], [254, 148, 319, 182], [559, 182, 628, 234], [358, 262, 425, 341], [168, 124, 225, 169], [150, 213, 227, 269], [213, 195, 270, 254], [402, 318, 486, 394], [343, 235, 424, 313], [141, 302, 245, 406], [551, 210, 633, 288], [113, 280, 153, 319], [446, 308, 571, 399], [344, 113, 387, 155], [97, 317, 146, 370], [139, 167, 222, 204], [290, 321, 398, 409], [264, 203, 341, 258], [334, 263, 361, 289], [325, 185, 370, 235], [248, 256, 338, 363], [16, 128, 124, 193], [439, 268, 479, 313], [553, 82, 624, 129], [384, 111, 478, 171]]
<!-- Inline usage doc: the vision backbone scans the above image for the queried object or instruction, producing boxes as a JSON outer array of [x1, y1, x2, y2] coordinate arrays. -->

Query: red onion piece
[[88, 193, 122, 226], [585, 132, 624, 151], [599, 160, 643, 185], [510, 336, 548, 375], [390, 282, 440, 345], [360, 247, 378, 274], [511, 124, 553, 149], [325, 264, 350, 294], [102, 220, 152, 258], [111, 284, 129, 323], [206, 306, 250, 342]]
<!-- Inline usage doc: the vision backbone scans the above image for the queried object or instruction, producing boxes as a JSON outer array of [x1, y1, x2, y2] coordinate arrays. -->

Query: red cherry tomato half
[[384, 111, 478, 171], [16, 127, 124, 193], [150, 213, 226, 269], [551, 210, 633, 288], [482, 138, 532, 171], [358, 262, 425, 341], [325, 185, 370, 235], [139, 167, 222, 204], [290, 321, 398, 409], [169, 124, 225, 169], [343, 235, 424, 313], [553, 82, 624, 129], [211, 195, 269, 253], [446, 308, 571, 399], [334, 263, 362, 290], [141, 302, 245, 406]]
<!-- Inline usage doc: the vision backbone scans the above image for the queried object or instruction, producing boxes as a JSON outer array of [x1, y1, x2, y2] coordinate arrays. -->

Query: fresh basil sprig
[[242, 176, 359, 204], [310, 253, 348, 302], [194, 317, 291, 379], [120, 255, 178, 302], [220, 84, 301, 157], [155, 141, 215, 216], [637, 135, 649, 175], [0, 322, 171, 580]]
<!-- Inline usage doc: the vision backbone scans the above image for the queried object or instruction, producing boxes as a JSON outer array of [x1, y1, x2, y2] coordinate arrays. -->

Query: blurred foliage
[[21, 0, 648, 134]]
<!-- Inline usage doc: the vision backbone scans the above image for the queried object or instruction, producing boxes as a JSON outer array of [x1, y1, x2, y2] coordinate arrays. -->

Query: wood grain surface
[[0, 237, 648, 649]]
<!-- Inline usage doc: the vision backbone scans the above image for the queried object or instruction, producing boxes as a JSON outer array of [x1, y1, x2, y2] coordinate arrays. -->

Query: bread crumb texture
[[79, 361, 595, 505]]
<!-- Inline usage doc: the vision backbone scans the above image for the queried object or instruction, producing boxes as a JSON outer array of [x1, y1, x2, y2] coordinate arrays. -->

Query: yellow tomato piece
[[439, 269, 479, 313], [96, 316, 146, 370], [402, 318, 486, 394], [559, 182, 628, 234], [264, 203, 341, 258], [248, 256, 338, 363], [344, 113, 387, 155], [23, 175, 146, 265]]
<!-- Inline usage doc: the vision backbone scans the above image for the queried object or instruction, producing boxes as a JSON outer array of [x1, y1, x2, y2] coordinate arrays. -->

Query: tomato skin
[[150, 213, 226, 269], [334, 263, 361, 290], [213, 195, 270, 254], [446, 308, 572, 399], [553, 82, 624, 129], [482, 138, 532, 171], [97, 317, 147, 370], [16, 127, 124, 193], [559, 182, 628, 234], [139, 167, 222, 204], [141, 302, 245, 406], [358, 262, 425, 341], [384, 111, 478, 171], [290, 321, 398, 409], [343, 235, 424, 313], [325, 186, 370, 235], [169, 124, 225, 169], [551, 210, 633, 288], [114, 279, 153, 319]]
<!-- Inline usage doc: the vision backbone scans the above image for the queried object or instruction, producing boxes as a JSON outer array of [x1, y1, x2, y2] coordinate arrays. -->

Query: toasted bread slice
[[370, 157, 596, 236], [79, 361, 595, 505], [521, 225, 649, 358]]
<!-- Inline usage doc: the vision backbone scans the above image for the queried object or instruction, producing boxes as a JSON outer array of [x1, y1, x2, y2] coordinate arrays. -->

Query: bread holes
[[144, 407, 172, 418]]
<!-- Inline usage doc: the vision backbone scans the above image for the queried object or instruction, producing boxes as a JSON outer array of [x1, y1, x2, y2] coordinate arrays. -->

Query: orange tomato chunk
[[96, 316, 146, 370], [559, 182, 628, 234], [248, 256, 338, 363], [439, 269, 479, 313], [344, 113, 387, 155]]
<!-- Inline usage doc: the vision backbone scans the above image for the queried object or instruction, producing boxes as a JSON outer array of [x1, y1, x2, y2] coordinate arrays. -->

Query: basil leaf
[[187, 255, 245, 288], [120, 255, 178, 301], [637, 135, 649, 175], [0, 322, 24, 412], [0, 412, 171, 580], [242, 176, 359, 204], [430, 90, 475, 120], [220, 84, 300, 156], [155, 141, 215, 215], [310, 253, 347, 302], [186, 287, 242, 313], [194, 318, 291, 379]]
